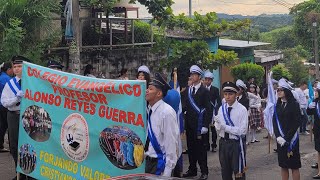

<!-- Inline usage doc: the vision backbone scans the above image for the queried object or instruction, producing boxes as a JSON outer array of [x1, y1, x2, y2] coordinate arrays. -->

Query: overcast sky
[[126, 0, 307, 17]]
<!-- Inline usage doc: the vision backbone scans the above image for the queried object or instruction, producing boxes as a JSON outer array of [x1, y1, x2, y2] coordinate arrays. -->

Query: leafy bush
[[230, 63, 265, 85], [271, 64, 292, 81], [134, 20, 151, 43]]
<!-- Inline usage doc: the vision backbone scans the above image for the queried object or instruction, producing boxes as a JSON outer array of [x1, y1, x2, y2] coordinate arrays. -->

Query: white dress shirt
[[191, 82, 201, 94], [295, 88, 307, 109], [215, 101, 248, 140], [1, 77, 21, 111], [248, 92, 261, 109], [145, 99, 179, 177]]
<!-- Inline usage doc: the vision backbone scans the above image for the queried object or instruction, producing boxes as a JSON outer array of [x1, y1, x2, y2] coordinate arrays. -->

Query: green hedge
[[230, 63, 265, 85]]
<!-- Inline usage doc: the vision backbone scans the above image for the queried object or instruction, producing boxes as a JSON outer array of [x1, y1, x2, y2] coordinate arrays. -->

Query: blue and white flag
[[263, 72, 276, 136], [308, 79, 314, 104]]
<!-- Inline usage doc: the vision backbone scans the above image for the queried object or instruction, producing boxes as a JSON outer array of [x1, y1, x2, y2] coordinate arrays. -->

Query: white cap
[[138, 65, 150, 74], [204, 71, 214, 79], [236, 79, 247, 90], [190, 65, 203, 76], [278, 78, 293, 90], [272, 79, 278, 84]]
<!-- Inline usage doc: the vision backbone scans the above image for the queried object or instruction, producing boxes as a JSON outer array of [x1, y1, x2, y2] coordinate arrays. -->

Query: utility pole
[[70, 0, 81, 74], [313, 19, 319, 79], [189, 0, 192, 18]]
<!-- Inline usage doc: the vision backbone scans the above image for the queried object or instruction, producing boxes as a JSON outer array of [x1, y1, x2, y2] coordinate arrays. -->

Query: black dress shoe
[[313, 174, 320, 179], [198, 174, 208, 180], [182, 170, 197, 177], [182, 149, 188, 154], [312, 163, 319, 169]]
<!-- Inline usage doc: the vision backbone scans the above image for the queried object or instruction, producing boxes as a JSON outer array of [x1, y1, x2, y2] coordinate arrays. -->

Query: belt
[[9, 110, 20, 114], [146, 156, 157, 161]]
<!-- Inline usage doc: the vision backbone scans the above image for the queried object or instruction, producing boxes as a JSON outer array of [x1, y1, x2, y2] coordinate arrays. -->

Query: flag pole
[[268, 134, 271, 154], [173, 68, 178, 89]]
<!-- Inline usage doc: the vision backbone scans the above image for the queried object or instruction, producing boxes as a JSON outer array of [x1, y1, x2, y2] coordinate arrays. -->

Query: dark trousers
[[211, 126, 217, 149], [186, 129, 208, 175], [145, 156, 158, 174], [300, 108, 308, 133], [7, 111, 20, 167], [0, 106, 8, 149], [219, 138, 246, 180], [173, 155, 183, 177]]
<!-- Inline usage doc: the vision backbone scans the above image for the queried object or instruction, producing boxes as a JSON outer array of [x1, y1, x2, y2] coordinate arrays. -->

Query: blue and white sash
[[274, 105, 299, 158], [7, 77, 21, 95], [147, 111, 166, 175], [188, 87, 206, 135], [222, 103, 246, 175]]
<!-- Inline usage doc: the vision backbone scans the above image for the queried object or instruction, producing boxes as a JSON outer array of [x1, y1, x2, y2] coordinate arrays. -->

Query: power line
[[217, 0, 277, 6], [271, 0, 291, 8]]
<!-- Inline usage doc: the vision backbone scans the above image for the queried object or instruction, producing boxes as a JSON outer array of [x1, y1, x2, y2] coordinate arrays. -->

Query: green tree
[[230, 63, 265, 86], [290, 0, 320, 52], [160, 40, 238, 87], [280, 46, 310, 86], [229, 27, 260, 41], [271, 64, 292, 81], [260, 26, 297, 50], [0, 0, 61, 63]]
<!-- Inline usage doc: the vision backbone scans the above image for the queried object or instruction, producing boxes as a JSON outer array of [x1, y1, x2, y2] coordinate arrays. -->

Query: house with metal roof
[[219, 39, 270, 63]]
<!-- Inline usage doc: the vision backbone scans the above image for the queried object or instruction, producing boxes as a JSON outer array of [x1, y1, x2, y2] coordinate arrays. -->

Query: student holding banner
[[1, 56, 29, 180], [215, 81, 248, 180], [182, 65, 212, 180], [144, 72, 180, 177], [273, 78, 301, 180]]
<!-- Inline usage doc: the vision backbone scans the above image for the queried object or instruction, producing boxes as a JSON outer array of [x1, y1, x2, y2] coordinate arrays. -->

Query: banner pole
[[268, 134, 271, 154]]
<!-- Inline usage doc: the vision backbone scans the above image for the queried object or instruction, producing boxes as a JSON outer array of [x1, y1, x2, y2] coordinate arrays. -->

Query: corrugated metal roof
[[219, 39, 270, 48]]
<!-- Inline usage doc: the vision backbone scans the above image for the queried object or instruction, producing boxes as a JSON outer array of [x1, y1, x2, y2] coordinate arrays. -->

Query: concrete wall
[[72, 47, 165, 79]]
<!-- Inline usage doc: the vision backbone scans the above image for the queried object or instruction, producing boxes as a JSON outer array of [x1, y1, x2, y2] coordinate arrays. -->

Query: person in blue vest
[[215, 81, 248, 180], [0, 62, 13, 152], [273, 78, 301, 180], [47, 60, 64, 71], [144, 72, 180, 177], [182, 65, 212, 180], [1, 56, 30, 180]]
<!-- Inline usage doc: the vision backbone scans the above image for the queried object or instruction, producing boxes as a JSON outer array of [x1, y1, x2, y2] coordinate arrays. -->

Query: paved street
[[0, 129, 318, 180]]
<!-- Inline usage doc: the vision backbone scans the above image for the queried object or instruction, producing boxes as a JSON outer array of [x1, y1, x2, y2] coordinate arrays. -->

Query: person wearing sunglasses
[[273, 78, 301, 180]]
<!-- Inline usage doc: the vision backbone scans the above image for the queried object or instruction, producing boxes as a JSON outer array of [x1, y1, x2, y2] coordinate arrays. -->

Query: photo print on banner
[[22, 105, 52, 142], [99, 125, 144, 170], [18, 144, 37, 174]]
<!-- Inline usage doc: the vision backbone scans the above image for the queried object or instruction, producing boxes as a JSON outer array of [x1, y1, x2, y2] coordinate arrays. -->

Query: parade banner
[[17, 62, 147, 179]]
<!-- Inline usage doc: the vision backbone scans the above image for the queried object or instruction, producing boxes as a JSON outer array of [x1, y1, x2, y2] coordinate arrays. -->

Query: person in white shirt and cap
[[144, 72, 180, 177], [273, 78, 301, 180], [1, 56, 30, 180], [137, 65, 151, 88], [236, 79, 249, 110], [182, 65, 212, 180], [203, 71, 221, 152], [215, 81, 248, 180]]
